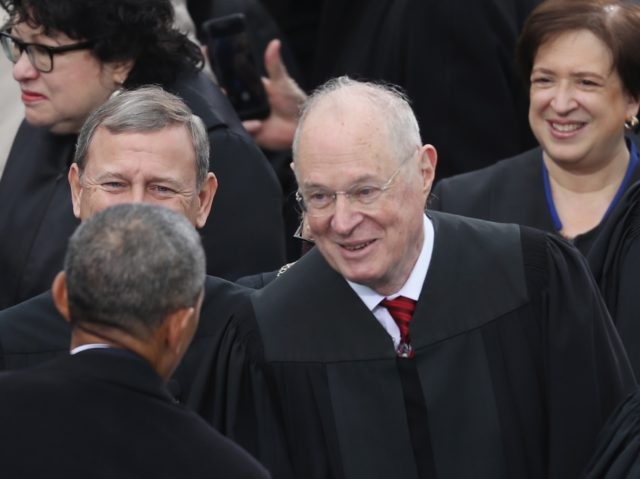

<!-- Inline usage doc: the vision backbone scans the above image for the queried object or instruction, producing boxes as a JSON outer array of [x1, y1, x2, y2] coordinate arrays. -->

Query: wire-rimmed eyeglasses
[[0, 32, 94, 73], [296, 151, 416, 217]]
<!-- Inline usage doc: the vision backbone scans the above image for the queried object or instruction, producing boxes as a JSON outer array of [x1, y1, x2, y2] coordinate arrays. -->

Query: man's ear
[[152, 306, 196, 381], [52, 272, 71, 323], [195, 173, 218, 228], [418, 144, 438, 195], [68, 164, 83, 219], [164, 307, 196, 357]]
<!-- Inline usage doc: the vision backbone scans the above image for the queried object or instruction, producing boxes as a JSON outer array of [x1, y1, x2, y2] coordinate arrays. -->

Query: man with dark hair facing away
[[0, 203, 269, 478]]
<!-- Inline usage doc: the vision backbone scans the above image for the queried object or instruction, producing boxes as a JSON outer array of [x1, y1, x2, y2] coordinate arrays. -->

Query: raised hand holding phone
[[242, 39, 307, 151], [202, 13, 271, 120]]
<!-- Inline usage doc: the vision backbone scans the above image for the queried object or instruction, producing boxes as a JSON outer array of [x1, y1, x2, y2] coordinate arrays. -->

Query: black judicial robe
[[584, 388, 640, 478], [189, 211, 635, 479], [588, 181, 640, 378], [0, 70, 286, 309], [0, 276, 251, 406], [0, 348, 270, 478], [430, 145, 640, 255]]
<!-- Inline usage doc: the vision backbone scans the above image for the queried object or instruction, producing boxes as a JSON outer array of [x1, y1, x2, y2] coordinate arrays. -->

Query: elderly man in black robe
[[189, 76, 635, 479]]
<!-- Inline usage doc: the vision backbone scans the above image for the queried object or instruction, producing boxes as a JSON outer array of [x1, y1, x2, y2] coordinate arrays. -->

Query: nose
[[129, 184, 147, 204], [12, 50, 39, 81], [550, 81, 578, 114], [330, 194, 363, 235]]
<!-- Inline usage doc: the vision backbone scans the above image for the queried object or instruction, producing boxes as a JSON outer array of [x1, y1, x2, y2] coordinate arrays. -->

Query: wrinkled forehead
[[85, 125, 197, 173]]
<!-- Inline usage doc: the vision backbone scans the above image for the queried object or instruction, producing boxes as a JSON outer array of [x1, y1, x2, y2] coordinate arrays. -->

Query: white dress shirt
[[347, 215, 434, 347]]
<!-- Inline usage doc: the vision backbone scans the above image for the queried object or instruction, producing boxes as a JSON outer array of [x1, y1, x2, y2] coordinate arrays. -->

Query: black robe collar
[[252, 211, 528, 362]]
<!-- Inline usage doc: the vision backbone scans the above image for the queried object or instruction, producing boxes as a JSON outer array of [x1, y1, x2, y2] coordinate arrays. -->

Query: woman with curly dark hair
[[0, 0, 286, 309]]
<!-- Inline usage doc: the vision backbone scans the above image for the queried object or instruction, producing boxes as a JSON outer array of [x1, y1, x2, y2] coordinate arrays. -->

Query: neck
[[70, 322, 153, 365], [543, 141, 632, 238], [373, 225, 425, 296], [543, 141, 630, 194]]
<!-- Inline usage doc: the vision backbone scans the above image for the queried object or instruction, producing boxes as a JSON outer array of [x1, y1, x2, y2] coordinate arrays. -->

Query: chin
[[23, 114, 50, 129], [543, 148, 587, 166], [25, 113, 80, 135], [48, 121, 82, 135], [340, 267, 380, 287]]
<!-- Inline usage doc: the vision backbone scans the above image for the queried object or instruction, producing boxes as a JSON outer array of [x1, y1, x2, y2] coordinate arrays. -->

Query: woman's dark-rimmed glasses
[[0, 32, 94, 73]]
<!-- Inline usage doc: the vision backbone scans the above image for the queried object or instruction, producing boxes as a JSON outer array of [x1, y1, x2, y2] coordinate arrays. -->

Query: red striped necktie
[[381, 296, 417, 358]]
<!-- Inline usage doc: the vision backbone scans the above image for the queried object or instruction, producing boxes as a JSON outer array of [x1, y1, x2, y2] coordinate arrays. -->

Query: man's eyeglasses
[[0, 32, 94, 73], [296, 151, 416, 217]]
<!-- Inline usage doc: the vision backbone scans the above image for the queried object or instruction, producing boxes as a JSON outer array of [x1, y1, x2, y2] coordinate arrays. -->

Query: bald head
[[292, 76, 422, 168]]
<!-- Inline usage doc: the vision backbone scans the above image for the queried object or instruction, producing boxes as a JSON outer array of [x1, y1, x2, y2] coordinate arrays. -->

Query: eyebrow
[[302, 174, 382, 189], [89, 171, 128, 182], [10, 26, 43, 44], [147, 176, 189, 190], [91, 172, 188, 189], [10, 25, 73, 47], [531, 66, 608, 80], [571, 71, 608, 81]]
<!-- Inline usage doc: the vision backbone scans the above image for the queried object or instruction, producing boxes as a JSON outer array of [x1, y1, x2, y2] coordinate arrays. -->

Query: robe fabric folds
[[584, 388, 640, 478], [588, 180, 640, 377], [189, 211, 635, 479]]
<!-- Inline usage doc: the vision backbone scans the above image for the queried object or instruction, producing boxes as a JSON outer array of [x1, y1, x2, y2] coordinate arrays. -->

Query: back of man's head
[[64, 203, 206, 339]]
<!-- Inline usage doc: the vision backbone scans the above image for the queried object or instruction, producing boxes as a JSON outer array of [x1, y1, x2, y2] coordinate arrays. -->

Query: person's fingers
[[264, 39, 286, 80], [242, 119, 263, 135], [261, 76, 273, 96]]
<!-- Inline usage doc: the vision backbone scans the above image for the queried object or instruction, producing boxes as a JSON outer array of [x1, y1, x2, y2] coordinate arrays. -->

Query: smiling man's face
[[69, 125, 216, 228], [294, 96, 435, 295]]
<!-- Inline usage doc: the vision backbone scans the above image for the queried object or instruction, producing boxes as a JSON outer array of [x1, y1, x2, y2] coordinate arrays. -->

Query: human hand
[[242, 39, 307, 151]]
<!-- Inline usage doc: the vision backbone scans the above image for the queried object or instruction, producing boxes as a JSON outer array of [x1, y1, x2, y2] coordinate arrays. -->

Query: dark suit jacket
[[429, 143, 640, 255], [0, 70, 285, 309], [190, 211, 635, 479], [0, 275, 250, 406], [0, 348, 269, 478]]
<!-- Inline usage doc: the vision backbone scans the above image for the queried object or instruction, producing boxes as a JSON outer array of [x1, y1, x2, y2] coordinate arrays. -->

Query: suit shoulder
[[205, 275, 251, 298], [429, 148, 542, 221], [253, 250, 331, 304], [435, 147, 540, 190], [0, 290, 69, 370], [201, 276, 250, 323], [0, 290, 58, 321]]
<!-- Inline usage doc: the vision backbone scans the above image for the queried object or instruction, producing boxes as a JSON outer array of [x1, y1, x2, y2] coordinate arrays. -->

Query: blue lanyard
[[542, 139, 639, 232]]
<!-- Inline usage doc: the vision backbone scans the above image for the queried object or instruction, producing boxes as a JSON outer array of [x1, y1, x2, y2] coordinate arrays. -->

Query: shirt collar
[[70, 343, 112, 355], [347, 214, 434, 311]]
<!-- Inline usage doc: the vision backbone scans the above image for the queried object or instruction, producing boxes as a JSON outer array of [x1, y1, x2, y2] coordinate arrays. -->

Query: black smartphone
[[202, 14, 270, 120]]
